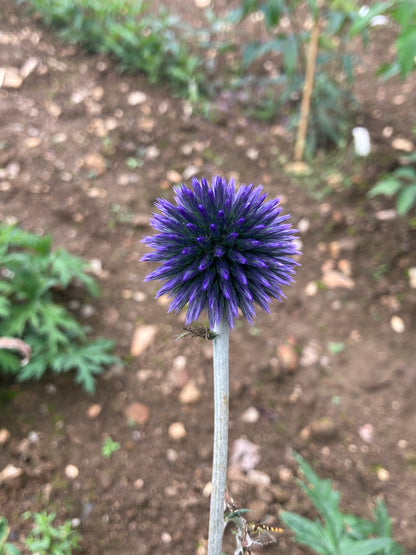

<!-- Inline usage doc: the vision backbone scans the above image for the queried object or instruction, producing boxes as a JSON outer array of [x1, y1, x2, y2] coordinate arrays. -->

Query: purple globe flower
[[141, 176, 300, 328]]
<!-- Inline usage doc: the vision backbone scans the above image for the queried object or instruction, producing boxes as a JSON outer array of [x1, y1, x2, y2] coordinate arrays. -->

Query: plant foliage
[[20, 0, 207, 100], [0, 518, 20, 555], [369, 145, 416, 216], [280, 452, 403, 555], [0, 224, 119, 392], [23, 511, 81, 555], [350, 0, 416, 79]]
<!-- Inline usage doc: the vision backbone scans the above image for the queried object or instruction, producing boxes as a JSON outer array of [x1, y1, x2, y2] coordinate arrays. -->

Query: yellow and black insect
[[175, 324, 217, 341], [248, 522, 284, 546]]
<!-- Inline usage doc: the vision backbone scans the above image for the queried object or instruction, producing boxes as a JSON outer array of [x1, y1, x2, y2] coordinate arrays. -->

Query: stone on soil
[[0, 464, 22, 483], [168, 422, 187, 440], [124, 402, 150, 426], [130, 325, 157, 356], [178, 380, 201, 405]]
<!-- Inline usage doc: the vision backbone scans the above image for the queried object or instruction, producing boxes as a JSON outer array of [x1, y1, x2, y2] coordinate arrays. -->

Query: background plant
[[101, 435, 121, 458], [368, 148, 416, 216], [20, 0, 229, 102], [280, 452, 403, 555], [227, 0, 370, 155], [23, 511, 81, 555], [353, 3, 416, 218], [0, 517, 19, 555], [0, 224, 119, 392]]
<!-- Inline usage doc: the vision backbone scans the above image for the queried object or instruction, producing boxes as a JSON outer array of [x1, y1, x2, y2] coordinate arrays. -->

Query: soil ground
[[0, 1, 416, 554]]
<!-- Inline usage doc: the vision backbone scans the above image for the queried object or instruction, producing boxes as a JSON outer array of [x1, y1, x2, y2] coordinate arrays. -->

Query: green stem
[[207, 317, 230, 555]]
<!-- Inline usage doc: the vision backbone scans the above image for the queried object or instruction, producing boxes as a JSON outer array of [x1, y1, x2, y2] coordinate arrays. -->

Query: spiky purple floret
[[141, 176, 300, 328]]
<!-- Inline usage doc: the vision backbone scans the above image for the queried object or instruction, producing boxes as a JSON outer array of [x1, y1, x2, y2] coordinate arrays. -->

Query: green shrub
[[0, 517, 20, 555], [20, 0, 205, 100], [280, 453, 403, 555], [369, 148, 416, 216], [0, 224, 119, 393], [227, 0, 366, 154], [22, 511, 81, 555]]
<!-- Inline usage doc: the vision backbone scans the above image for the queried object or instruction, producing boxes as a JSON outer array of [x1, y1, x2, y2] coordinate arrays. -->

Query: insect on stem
[[175, 324, 218, 341]]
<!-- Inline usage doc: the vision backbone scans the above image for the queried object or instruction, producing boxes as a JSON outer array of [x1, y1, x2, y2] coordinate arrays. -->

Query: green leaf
[[396, 26, 416, 77], [0, 224, 52, 255], [263, 1, 282, 28], [368, 178, 403, 198], [372, 499, 391, 538], [393, 167, 416, 180], [0, 349, 21, 373], [48, 249, 99, 296], [343, 513, 375, 540], [280, 512, 333, 554], [397, 184, 416, 215], [293, 453, 344, 542], [4, 544, 21, 555], [0, 516, 9, 545], [52, 338, 119, 393], [339, 536, 398, 555], [349, 1, 395, 36]]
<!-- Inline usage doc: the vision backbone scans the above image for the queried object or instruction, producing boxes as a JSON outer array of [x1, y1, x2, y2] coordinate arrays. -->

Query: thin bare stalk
[[207, 317, 230, 555], [294, 21, 320, 162]]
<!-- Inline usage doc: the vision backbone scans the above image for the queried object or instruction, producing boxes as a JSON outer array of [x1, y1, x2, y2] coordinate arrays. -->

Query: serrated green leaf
[[0, 295, 11, 319], [0, 516, 9, 545], [0, 349, 21, 373], [280, 512, 333, 554], [397, 184, 416, 215], [293, 453, 344, 542], [339, 536, 398, 555], [48, 249, 99, 296], [4, 543, 21, 555], [0, 224, 52, 255], [343, 513, 375, 540], [368, 178, 403, 198], [393, 167, 416, 181], [396, 26, 416, 78], [372, 499, 391, 538], [52, 338, 119, 393]]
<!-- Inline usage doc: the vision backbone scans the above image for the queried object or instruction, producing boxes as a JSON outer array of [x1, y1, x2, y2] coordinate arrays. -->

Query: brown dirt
[[1, 2, 416, 554]]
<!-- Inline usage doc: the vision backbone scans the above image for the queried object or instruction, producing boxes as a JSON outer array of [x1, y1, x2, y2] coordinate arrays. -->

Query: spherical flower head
[[141, 176, 300, 329]]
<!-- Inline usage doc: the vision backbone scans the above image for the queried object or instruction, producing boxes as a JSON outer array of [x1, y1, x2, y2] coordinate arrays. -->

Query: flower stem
[[208, 317, 230, 555]]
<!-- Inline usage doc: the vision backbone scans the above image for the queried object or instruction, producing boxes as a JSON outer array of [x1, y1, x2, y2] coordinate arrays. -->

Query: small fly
[[248, 522, 284, 546], [175, 324, 217, 341]]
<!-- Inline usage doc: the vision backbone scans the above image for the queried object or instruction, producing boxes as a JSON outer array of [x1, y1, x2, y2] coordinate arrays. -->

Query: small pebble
[[305, 281, 318, 296], [179, 380, 201, 405], [277, 343, 298, 371], [240, 406, 260, 423], [168, 422, 187, 440], [246, 469, 271, 488], [358, 423, 374, 443], [161, 532, 172, 544], [87, 404, 102, 419], [0, 464, 23, 483], [0, 429, 11, 445], [408, 268, 416, 289], [130, 325, 157, 356], [278, 466, 293, 483], [124, 402, 150, 426], [127, 91, 147, 105], [202, 481, 212, 498], [166, 448, 178, 463], [166, 169, 182, 183], [390, 316, 405, 334], [377, 467, 390, 482], [65, 464, 79, 479]]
